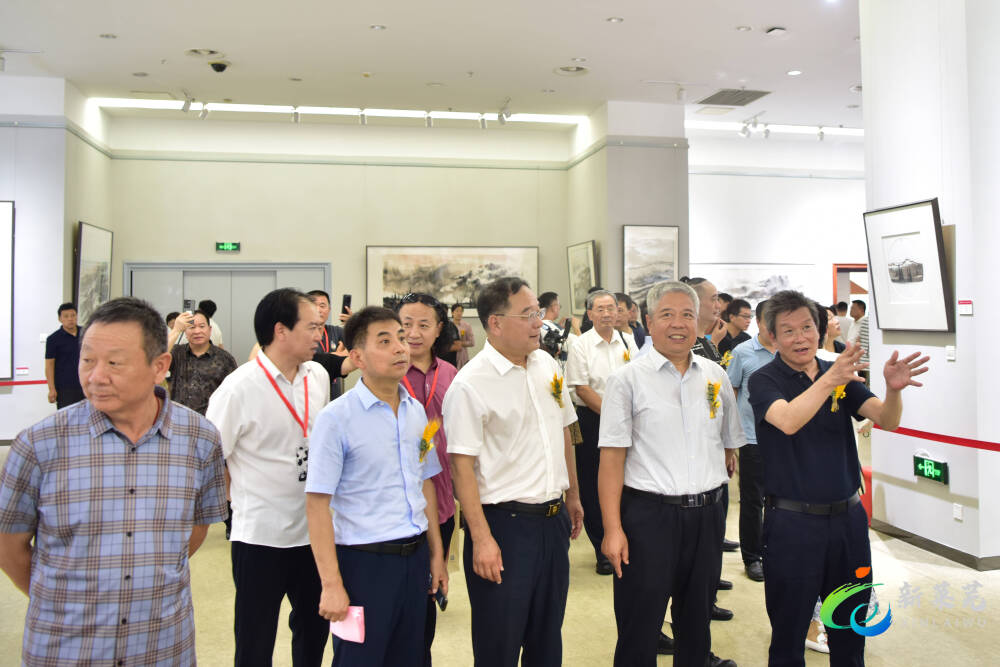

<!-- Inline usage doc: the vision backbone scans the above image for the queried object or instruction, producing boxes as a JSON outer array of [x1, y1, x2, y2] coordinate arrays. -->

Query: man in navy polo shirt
[[749, 290, 928, 666], [44, 302, 85, 408]]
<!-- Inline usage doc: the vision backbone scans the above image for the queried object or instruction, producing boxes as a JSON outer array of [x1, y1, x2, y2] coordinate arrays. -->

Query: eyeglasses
[[494, 310, 545, 321]]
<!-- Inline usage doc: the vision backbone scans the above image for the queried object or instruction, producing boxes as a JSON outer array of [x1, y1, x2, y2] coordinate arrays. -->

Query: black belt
[[343, 532, 426, 556], [766, 493, 860, 516], [484, 499, 563, 517], [624, 485, 724, 509]]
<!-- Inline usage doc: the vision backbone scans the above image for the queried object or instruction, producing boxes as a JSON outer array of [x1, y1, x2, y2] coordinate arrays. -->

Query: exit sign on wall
[[913, 455, 949, 484], [216, 242, 241, 252]]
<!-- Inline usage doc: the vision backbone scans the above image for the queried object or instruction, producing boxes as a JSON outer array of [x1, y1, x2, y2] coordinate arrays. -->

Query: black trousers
[[55, 384, 85, 409], [738, 444, 766, 565], [332, 538, 430, 667], [423, 516, 456, 666], [575, 405, 607, 563], [464, 504, 571, 667], [615, 491, 725, 667], [763, 501, 871, 667], [230, 541, 329, 667]]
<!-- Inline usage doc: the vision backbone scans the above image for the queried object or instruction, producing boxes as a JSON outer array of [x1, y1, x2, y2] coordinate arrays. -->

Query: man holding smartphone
[[307, 290, 353, 400]]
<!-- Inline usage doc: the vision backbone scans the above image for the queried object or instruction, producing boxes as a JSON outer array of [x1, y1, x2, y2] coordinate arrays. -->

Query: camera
[[541, 318, 573, 361], [209, 61, 230, 73]]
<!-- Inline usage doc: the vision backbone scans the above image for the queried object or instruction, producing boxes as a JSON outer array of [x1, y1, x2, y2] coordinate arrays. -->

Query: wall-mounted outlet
[[953, 503, 963, 521]]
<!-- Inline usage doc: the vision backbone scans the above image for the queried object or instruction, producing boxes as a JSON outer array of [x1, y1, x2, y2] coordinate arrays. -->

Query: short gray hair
[[763, 290, 819, 339], [586, 290, 617, 311], [645, 281, 700, 316]]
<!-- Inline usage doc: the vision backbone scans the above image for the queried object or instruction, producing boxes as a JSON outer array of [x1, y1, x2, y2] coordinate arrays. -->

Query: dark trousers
[[738, 445, 766, 565], [763, 501, 872, 667], [55, 384, 85, 409], [615, 491, 724, 667], [332, 538, 430, 667], [575, 405, 607, 563], [231, 541, 329, 667], [424, 516, 456, 666], [464, 504, 571, 667]]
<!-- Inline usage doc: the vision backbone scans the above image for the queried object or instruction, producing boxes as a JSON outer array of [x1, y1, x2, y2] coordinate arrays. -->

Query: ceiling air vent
[[696, 89, 771, 107]]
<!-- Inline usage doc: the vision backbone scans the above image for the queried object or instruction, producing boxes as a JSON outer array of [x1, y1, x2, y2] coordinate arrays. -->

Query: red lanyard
[[319, 328, 330, 354], [401, 364, 440, 410], [256, 356, 309, 438]]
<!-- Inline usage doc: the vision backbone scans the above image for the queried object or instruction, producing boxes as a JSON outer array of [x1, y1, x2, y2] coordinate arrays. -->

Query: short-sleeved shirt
[[692, 336, 722, 363], [44, 327, 82, 393], [749, 354, 876, 503], [565, 328, 639, 406], [314, 324, 346, 399], [168, 343, 238, 415], [403, 358, 458, 524], [726, 336, 776, 444], [717, 331, 751, 356], [206, 350, 330, 548], [306, 381, 442, 545], [599, 349, 745, 495], [443, 341, 577, 505], [0, 386, 228, 666]]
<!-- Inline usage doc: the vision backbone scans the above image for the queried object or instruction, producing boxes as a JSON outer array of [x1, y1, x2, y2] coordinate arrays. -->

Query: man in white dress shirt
[[565, 289, 638, 575], [599, 280, 743, 667], [444, 277, 584, 667], [206, 288, 330, 666]]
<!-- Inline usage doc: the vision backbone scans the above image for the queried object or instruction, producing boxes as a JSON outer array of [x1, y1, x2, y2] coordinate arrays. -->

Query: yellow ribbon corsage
[[719, 351, 733, 369], [830, 385, 847, 412], [623, 349, 631, 362], [707, 381, 721, 419], [551, 374, 565, 408], [419, 419, 440, 463]]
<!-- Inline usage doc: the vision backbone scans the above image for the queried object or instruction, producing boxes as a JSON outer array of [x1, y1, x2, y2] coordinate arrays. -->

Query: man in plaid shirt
[[0, 298, 227, 666]]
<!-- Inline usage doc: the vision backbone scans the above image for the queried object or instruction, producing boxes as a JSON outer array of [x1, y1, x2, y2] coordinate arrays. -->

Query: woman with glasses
[[395, 293, 459, 666]]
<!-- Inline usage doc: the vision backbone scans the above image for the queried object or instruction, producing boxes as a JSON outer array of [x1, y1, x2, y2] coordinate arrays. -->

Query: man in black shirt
[[44, 303, 85, 408], [307, 290, 350, 399], [717, 299, 753, 356], [749, 290, 928, 665]]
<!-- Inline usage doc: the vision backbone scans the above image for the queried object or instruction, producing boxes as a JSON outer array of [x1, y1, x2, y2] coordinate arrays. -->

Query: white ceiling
[[0, 0, 863, 128]]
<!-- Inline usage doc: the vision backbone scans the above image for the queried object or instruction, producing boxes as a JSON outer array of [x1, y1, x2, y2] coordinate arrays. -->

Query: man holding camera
[[565, 290, 638, 575]]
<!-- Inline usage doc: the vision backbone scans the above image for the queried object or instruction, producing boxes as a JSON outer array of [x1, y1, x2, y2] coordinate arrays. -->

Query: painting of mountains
[[623, 226, 679, 303]]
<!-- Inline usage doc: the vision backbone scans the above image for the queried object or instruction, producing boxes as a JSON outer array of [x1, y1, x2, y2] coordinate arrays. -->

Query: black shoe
[[711, 604, 734, 621], [746, 561, 765, 582], [722, 538, 739, 552], [709, 653, 737, 667], [656, 631, 674, 655], [717, 578, 733, 591], [596, 560, 614, 576]]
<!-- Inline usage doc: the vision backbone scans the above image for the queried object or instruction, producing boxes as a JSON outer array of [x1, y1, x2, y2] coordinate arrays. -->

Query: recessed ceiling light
[[606, 17, 624, 23], [362, 72, 373, 78], [847, 104, 860, 109], [735, 26, 752, 32], [850, 84, 862, 93], [571, 57, 587, 63], [426, 82, 444, 87], [99, 33, 117, 39], [289, 77, 302, 82], [541, 88, 556, 93], [370, 24, 387, 31], [132, 72, 148, 77], [223, 98, 233, 103], [786, 70, 802, 76], [185, 48, 221, 57], [765, 26, 787, 35], [555, 65, 589, 76]]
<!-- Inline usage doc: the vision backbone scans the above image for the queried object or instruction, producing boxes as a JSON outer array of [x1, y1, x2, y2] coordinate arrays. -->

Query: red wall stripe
[[875, 424, 1000, 453], [0, 380, 48, 387]]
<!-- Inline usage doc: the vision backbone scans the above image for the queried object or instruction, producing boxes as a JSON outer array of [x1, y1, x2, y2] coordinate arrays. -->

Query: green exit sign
[[216, 242, 241, 252], [913, 455, 949, 484]]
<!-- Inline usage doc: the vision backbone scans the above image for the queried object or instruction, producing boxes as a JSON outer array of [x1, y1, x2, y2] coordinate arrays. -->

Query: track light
[[198, 106, 209, 120], [0, 53, 5, 73], [676, 85, 685, 102], [359, 110, 367, 126], [181, 98, 192, 113], [738, 124, 750, 138], [292, 108, 300, 123], [425, 113, 433, 128], [763, 125, 770, 139], [817, 127, 825, 141], [498, 97, 511, 125], [479, 114, 487, 129]]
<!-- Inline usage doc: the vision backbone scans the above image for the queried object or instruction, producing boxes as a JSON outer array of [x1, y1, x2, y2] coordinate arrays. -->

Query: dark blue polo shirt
[[749, 354, 875, 504], [44, 327, 82, 391]]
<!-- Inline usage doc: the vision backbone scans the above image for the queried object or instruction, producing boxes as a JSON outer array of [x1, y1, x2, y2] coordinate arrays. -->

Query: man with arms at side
[[725, 300, 775, 583], [599, 281, 742, 667], [306, 307, 447, 666], [44, 302, 85, 408], [206, 288, 331, 666], [835, 302, 852, 345], [750, 291, 927, 666], [168, 309, 238, 415], [565, 289, 637, 575], [1, 297, 227, 666], [444, 277, 584, 667]]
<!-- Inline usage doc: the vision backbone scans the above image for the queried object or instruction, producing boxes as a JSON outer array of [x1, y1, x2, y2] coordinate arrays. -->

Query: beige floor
[[2, 436, 999, 665]]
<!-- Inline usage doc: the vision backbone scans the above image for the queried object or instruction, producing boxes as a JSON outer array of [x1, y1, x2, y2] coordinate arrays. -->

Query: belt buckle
[[546, 501, 561, 517], [680, 494, 700, 509]]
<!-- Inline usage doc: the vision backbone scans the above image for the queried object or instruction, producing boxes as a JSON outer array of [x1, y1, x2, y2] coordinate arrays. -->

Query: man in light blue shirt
[[306, 306, 448, 667], [725, 299, 775, 582]]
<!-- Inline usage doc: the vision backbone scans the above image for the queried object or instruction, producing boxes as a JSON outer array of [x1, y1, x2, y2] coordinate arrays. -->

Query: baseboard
[[871, 518, 1000, 571]]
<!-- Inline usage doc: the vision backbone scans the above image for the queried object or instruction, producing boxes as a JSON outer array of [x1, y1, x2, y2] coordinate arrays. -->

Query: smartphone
[[434, 588, 448, 611], [182, 298, 196, 312], [341, 294, 352, 315]]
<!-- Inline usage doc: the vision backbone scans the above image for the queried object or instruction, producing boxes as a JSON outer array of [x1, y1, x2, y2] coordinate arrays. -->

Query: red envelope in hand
[[330, 606, 365, 643]]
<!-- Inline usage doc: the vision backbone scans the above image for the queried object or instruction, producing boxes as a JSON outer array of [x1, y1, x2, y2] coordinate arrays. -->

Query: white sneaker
[[805, 632, 830, 654]]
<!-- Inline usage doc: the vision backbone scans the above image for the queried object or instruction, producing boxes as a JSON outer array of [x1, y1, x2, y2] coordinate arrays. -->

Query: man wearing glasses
[[444, 276, 584, 667], [717, 299, 753, 357]]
